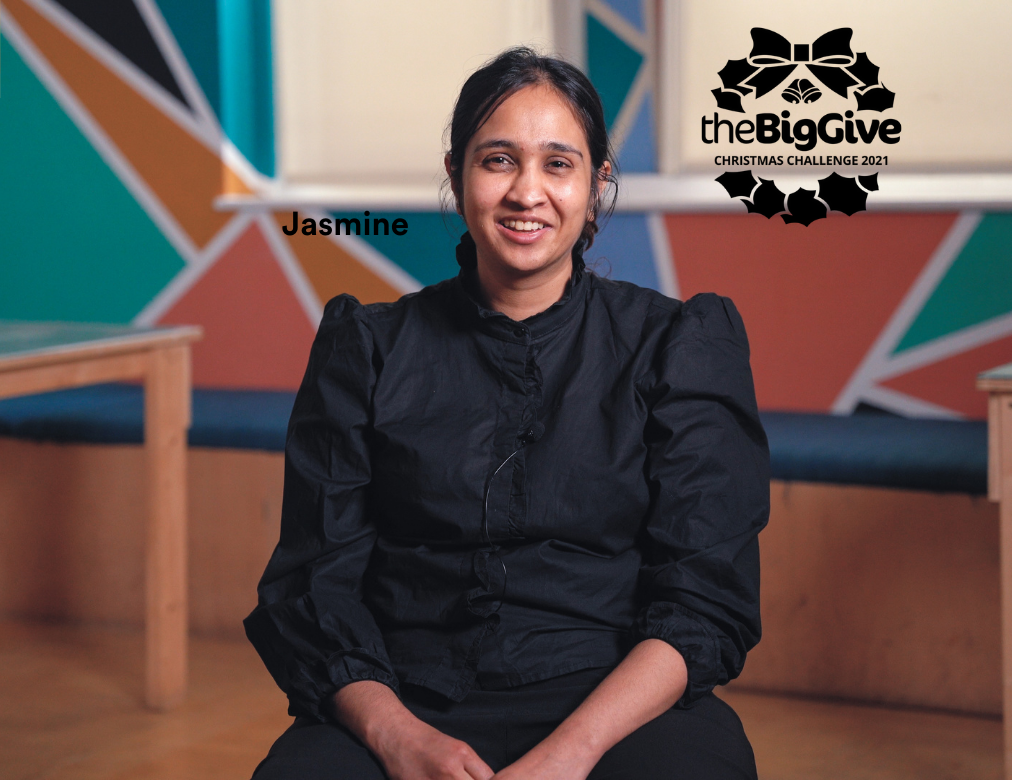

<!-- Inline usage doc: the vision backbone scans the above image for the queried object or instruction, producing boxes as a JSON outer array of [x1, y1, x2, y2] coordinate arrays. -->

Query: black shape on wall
[[818, 172, 869, 216], [781, 189, 827, 226], [53, 0, 190, 109]]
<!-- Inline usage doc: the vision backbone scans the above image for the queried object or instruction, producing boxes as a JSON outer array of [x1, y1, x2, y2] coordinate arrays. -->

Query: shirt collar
[[451, 232, 589, 343]]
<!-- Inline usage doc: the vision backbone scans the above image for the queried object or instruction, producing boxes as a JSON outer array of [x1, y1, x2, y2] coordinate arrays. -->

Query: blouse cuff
[[244, 605, 400, 723], [281, 653, 400, 723], [327, 650, 401, 697], [636, 601, 726, 707]]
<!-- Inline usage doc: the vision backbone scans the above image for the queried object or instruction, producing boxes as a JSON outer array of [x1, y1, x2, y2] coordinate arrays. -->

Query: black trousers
[[252, 669, 757, 779]]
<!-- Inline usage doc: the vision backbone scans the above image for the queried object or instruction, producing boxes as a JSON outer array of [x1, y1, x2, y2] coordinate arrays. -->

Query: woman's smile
[[496, 216, 550, 244]]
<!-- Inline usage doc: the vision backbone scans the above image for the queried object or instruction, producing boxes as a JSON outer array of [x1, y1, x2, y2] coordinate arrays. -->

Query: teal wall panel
[[330, 211, 465, 288], [0, 36, 184, 323], [157, 0, 221, 119], [586, 14, 643, 131], [894, 214, 1012, 352]]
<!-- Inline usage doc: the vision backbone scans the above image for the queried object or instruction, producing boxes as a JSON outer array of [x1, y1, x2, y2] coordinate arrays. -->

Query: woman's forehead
[[470, 84, 588, 153]]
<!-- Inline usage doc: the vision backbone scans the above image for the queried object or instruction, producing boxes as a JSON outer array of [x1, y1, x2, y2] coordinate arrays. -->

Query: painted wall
[[1, 0, 1009, 419]]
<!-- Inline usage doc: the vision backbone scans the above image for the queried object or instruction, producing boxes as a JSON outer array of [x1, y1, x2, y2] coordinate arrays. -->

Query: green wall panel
[[894, 213, 1012, 353], [586, 13, 643, 131], [0, 35, 184, 323]]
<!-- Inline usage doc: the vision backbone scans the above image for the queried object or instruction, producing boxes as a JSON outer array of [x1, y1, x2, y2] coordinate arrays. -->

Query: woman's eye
[[547, 159, 571, 170], [484, 155, 512, 166]]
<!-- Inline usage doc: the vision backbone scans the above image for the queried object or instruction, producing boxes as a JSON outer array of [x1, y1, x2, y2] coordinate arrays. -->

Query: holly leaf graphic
[[782, 188, 827, 226], [847, 52, 880, 89], [818, 172, 868, 215], [855, 84, 895, 111], [718, 58, 758, 93], [711, 88, 746, 113], [858, 173, 879, 192], [744, 178, 786, 218], [716, 170, 759, 199]]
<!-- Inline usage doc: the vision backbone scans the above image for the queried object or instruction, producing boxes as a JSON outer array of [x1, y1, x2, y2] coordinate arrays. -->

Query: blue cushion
[[0, 385, 989, 494], [0, 384, 295, 452], [760, 411, 987, 495]]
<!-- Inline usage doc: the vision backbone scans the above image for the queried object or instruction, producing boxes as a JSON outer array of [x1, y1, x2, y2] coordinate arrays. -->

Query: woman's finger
[[463, 752, 495, 780]]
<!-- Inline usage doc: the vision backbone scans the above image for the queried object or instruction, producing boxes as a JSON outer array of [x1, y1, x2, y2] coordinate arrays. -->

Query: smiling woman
[[446, 82, 611, 321], [245, 47, 769, 780]]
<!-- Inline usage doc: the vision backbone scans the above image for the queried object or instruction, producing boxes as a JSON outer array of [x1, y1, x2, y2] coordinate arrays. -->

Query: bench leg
[[1001, 394, 1012, 779], [144, 345, 191, 710]]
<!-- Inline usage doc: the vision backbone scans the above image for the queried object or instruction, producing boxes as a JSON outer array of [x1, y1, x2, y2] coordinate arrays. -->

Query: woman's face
[[451, 84, 606, 281]]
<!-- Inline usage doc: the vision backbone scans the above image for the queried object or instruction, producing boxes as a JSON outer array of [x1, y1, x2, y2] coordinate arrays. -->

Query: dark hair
[[444, 47, 618, 272]]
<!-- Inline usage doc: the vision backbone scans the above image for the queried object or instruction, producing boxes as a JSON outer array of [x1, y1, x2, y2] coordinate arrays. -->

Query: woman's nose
[[505, 164, 547, 208]]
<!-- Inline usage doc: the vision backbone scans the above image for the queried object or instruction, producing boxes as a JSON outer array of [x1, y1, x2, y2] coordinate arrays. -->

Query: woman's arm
[[334, 681, 495, 780], [244, 296, 400, 721], [498, 294, 766, 779], [492, 639, 687, 780]]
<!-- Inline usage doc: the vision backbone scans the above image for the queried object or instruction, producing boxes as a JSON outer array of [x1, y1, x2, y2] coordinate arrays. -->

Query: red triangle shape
[[158, 222, 317, 390], [664, 213, 958, 411], [880, 335, 1012, 419]]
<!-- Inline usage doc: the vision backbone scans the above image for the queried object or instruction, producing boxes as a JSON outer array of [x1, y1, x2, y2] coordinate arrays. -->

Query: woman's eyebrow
[[473, 139, 516, 153], [472, 139, 584, 158], [543, 141, 584, 158]]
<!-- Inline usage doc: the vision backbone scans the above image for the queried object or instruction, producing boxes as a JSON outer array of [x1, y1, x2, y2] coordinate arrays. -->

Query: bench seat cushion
[[761, 411, 987, 495], [0, 383, 293, 452], [0, 385, 989, 495]]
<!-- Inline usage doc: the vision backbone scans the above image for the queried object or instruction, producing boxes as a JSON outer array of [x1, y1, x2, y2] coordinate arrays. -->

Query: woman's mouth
[[498, 219, 550, 244], [500, 219, 546, 232]]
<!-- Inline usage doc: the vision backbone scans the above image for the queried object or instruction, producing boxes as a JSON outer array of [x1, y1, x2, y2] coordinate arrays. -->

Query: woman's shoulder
[[320, 279, 456, 330], [587, 275, 749, 350]]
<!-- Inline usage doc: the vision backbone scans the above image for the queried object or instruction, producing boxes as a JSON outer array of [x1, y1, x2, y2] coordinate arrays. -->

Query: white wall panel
[[274, 0, 554, 185]]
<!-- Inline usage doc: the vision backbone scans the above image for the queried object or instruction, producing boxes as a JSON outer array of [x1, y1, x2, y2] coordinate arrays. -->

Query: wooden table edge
[[0, 327, 202, 375], [979, 378, 1012, 393]]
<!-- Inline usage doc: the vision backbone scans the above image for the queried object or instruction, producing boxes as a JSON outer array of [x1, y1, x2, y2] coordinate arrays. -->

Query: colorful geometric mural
[[586, 0, 658, 173], [1, 0, 1009, 418]]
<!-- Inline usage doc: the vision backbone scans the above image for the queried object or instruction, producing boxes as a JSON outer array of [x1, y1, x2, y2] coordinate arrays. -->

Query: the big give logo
[[710, 27, 899, 225]]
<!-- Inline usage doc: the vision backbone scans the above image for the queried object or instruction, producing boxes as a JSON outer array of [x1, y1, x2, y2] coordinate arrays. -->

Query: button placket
[[484, 339, 529, 543]]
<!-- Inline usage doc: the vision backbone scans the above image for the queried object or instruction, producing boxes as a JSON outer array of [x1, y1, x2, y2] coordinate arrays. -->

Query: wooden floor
[[1, 620, 1002, 780]]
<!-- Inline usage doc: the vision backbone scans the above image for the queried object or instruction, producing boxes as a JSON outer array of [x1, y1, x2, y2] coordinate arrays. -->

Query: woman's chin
[[494, 248, 570, 278]]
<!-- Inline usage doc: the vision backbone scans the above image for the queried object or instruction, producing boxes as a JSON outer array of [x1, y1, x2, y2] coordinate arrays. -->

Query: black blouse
[[244, 237, 770, 722]]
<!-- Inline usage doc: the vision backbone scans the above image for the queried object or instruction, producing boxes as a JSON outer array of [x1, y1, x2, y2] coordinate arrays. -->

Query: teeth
[[502, 220, 544, 232]]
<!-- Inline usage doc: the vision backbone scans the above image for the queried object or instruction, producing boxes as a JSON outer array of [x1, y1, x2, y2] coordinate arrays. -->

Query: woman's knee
[[251, 718, 387, 780], [588, 694, 757, 780]]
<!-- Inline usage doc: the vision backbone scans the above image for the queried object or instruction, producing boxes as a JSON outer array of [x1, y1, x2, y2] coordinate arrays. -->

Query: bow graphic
[[712, 27, 894, 113]]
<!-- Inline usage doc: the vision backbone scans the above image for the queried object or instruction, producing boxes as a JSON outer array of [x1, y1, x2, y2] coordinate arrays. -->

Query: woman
[[245, 47, 769, 780]]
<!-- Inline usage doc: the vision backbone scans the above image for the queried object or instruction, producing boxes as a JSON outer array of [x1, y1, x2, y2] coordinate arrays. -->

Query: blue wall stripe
[[617, 90, 657, 173], [584, 213, 660, 291], [218, 0, 274, 176], [598, 0, 645, 33]]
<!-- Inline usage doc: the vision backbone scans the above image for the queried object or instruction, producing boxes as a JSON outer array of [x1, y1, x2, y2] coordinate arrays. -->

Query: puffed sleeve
[[243, 295, 398, 722], [635, 293, 770, 706]]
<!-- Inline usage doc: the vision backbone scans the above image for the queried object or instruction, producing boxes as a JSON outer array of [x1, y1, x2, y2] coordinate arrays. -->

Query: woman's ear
[[444, 154, 463, 216], [588, 161, 612, 222], [596, 160, 612, 202]]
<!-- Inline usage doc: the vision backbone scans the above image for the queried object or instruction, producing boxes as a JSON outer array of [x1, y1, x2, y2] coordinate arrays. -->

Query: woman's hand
[[490, 735, 597, 780], [374, 714, 494, 780], [494, 639, 688, 780], [333, 680, 494, 780]]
